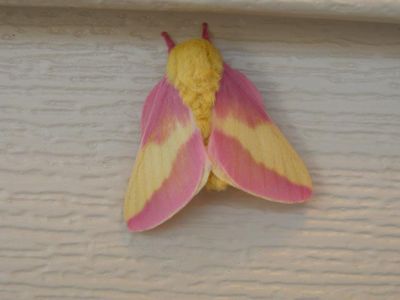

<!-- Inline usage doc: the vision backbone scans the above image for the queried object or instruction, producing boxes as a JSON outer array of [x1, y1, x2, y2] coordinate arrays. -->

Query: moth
[[124, 23, 312, 231]]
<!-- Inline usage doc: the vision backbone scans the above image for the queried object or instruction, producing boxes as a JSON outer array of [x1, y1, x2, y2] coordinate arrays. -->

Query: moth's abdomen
[[178, 88, 214, 142], [179, 89, 227, 191]]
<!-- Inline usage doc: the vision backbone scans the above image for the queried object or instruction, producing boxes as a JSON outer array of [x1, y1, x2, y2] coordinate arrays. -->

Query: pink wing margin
[[124, 77, 210, 232], [208, 64, 312, 203]]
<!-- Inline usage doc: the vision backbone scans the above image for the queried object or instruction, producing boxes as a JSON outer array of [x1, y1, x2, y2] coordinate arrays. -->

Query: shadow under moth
[[124, 23, 312, 232]]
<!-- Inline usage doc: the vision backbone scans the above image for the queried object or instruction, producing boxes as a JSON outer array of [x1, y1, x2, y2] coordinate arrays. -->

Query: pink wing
[[124, 78, 210, 231], [208, 64, 312, 203]]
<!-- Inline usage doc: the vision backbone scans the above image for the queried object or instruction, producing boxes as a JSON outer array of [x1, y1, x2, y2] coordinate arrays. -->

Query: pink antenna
[[202, 22, 210, 40], [161, 31, 175, 52]]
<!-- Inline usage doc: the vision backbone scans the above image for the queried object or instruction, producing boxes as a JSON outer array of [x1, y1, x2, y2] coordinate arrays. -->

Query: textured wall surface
[[0, 7, 400, 300], [2, 0, 400, 24]]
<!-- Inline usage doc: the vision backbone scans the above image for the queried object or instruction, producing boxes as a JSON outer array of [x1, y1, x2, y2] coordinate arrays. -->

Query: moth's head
[[162, 23, 223, 91]]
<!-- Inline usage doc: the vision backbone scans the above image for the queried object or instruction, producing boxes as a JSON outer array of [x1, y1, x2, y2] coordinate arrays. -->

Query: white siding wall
[[0, 6, 399, 300]]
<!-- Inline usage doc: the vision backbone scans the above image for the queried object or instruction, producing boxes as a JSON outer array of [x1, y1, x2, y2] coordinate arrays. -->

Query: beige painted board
[[0, 6, 400, 300], [2, 0, 400, 24]]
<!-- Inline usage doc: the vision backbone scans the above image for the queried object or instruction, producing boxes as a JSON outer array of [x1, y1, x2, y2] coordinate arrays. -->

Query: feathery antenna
[[202, 22, 210, 40], [161, 31, 175, 52]]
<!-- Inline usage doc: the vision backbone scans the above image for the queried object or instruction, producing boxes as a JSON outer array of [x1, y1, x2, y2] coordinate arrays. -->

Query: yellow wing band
[[124, 124, 193, 221], [216, 116, 312, 188]]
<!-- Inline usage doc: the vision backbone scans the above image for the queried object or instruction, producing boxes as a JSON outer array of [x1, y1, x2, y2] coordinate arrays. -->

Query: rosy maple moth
[[124, 23, 312, 232]]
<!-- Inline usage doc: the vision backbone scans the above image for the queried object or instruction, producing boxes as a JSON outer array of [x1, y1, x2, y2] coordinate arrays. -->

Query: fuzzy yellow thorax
[[166, 38, 227, 191]]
